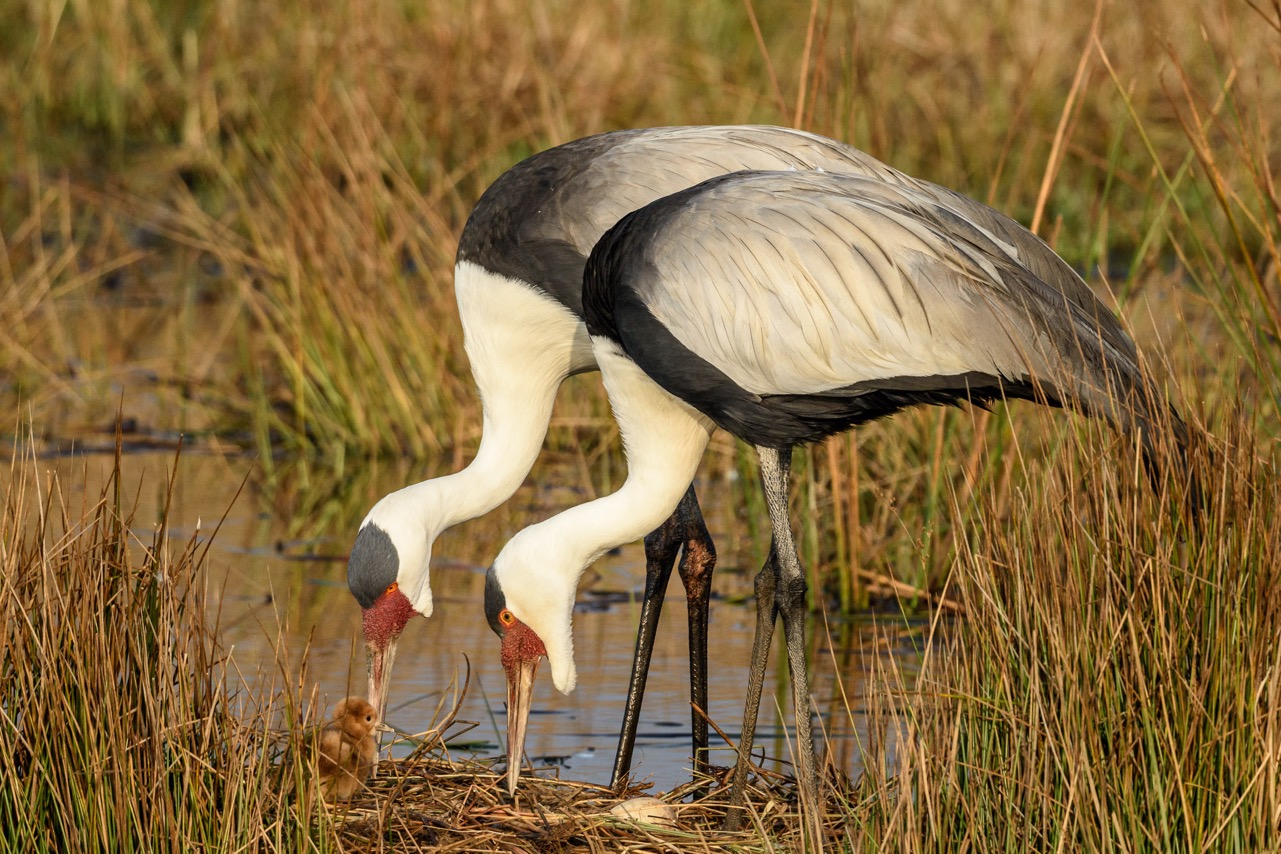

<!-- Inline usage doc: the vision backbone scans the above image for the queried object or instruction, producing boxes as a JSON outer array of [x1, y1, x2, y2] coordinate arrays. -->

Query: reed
[[0, 434, 874, 850], [836, 13, 1281, 846], [840, 408, 1280, 852]]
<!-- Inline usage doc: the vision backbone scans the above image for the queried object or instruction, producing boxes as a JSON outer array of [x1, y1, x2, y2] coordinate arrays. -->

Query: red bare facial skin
[[499, 615, 547, 796], [500, 619, 548, 674], [362, 584, 416, 652], [363, 583, 417, 731]]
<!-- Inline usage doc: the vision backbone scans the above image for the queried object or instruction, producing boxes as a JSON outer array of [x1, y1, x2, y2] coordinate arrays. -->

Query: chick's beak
[[499, 619, 547, 797]]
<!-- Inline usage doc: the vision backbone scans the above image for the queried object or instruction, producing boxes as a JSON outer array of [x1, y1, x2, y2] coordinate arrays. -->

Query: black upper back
[[457, 131, 642, 317]]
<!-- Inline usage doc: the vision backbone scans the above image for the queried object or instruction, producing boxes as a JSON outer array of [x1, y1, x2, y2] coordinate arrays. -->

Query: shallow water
[[27, 446, 925, 792]]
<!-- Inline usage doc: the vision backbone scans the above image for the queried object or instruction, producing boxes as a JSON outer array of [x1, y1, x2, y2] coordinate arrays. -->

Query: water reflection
[[25, 446, 924, 791]]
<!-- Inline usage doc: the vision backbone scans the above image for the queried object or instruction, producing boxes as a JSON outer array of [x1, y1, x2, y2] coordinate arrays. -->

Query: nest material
[[319, 752, 858, 852], [287, 663, 861, 850]]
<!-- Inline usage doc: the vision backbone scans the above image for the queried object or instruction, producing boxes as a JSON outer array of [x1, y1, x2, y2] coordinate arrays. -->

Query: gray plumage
[[586, 170, 1168, 451], [452, 127, 1178, 801], [580, 168, 1189, 821], [348, 523, 398, 609], [458, 125, 1107, 330]]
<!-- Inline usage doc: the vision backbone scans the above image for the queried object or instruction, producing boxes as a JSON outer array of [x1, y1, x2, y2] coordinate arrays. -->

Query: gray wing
[[459, 125, 1107, 325], [537, 126, 896, 256], [458, 126, 890, 314], [626, 171, 1144, 424]]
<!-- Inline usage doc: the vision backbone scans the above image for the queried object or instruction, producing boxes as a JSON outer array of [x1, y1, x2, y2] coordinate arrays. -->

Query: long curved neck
[[389, 261, 593, 540], [384, 365, 560, 543], [552, 344, 714, 564], [498, 341, 715, 692], [370, 350, 564, 617]]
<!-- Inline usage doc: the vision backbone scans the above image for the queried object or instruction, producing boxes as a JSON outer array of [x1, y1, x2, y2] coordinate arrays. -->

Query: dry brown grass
[[0, 436, 869, 850]]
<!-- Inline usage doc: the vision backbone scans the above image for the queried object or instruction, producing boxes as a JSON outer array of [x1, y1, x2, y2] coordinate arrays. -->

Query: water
[[24, 446, 925, 792]]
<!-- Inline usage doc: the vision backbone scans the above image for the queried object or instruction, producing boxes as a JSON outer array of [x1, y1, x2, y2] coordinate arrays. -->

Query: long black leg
[[722, 540, 778, 832], [611, 485, 703, 788], [757, 445, 819, 806], [676, 488, 716, 781]]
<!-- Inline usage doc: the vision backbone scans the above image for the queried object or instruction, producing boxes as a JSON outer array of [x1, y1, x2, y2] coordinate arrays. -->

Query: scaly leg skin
[[610, 489, 688, 789], [677, 487, 716, 783], [722, 541, 778, 832], [758, 446, 819, 808]]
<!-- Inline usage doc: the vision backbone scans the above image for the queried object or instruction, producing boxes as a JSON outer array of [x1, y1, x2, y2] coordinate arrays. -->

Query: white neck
[[495, 339, 715, 693], [376, 379, 558, 535], [365, 262, 593, 614]]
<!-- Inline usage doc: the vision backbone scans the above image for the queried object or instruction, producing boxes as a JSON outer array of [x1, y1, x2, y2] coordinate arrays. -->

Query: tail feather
[[1130, 386, 1205, 525]]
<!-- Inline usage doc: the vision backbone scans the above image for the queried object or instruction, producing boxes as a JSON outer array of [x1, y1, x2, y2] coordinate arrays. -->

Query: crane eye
[[384, 581, 398, 596], [499, 609, 516, 627]]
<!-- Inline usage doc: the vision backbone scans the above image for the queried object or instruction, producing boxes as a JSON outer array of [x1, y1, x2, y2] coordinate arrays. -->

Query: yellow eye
[[385, 582, 398, 596], [499, 609, 516, 627]]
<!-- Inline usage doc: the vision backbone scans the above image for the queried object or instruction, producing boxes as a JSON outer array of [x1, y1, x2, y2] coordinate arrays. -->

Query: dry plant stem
[[389, 655, 472, 754], [1030, 0, 1104, 234]]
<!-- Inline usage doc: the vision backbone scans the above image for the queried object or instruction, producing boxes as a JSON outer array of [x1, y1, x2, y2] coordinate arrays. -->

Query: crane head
[[348, 521, 422, 727], [486, 560, 575, 796]]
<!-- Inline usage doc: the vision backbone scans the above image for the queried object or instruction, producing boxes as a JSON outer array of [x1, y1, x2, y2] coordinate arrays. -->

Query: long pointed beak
[[368, 638, 399, 732], [505, 656, 539, 796]]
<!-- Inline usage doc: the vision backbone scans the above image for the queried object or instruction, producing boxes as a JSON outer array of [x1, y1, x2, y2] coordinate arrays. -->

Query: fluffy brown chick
[[315, 697, 380, 800]]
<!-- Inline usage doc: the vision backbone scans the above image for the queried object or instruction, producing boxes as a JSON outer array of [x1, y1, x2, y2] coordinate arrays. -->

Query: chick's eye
[[499, 609, 516, 628]]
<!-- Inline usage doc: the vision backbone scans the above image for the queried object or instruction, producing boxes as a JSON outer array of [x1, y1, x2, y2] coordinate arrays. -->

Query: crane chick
[[314, 697, 380, 800]]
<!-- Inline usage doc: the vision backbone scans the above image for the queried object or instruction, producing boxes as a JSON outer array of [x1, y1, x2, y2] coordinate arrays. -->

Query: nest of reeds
[[289, 667, 860, 851], [318, 753, 857, 852]]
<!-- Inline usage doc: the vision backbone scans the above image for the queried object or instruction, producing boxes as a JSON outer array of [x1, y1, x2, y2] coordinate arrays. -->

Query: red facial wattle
[[499, 615, 547, 796], [500, 619, 548, 673], [363, 583, 416, 726], [362, 583, 415, 650]]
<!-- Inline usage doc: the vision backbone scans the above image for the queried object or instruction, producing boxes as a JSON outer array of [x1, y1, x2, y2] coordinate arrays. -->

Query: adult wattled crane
[[484, 170, 1190, 819], [347, 125, 935, 785]]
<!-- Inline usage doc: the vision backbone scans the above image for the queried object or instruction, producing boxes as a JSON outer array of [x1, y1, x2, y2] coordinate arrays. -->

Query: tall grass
[[836, 12, 1281, 844], [8, 0, 1273, 597], [0, 438, 339, 851], [838, 409, 1280, 852]]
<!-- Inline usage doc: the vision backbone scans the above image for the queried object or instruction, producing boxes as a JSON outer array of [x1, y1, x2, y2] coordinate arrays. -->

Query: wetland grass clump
[[843, 413, 1281, 851], [0, 443, 339, 851], [3, 1, 1281, 850], [0, 439, 876, 851]]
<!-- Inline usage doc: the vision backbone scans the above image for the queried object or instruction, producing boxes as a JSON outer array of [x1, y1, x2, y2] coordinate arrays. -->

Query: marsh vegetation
[[2, 0, 1279, 849]]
